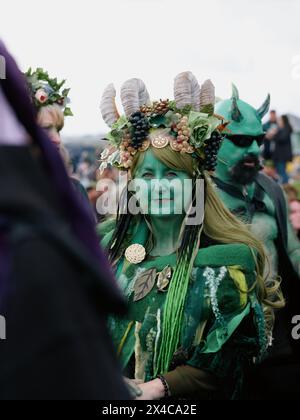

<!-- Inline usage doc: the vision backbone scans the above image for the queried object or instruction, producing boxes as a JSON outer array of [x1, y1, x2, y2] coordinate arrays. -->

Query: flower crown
[[100, 72, 228, 174], [25, 68, 73, 117]]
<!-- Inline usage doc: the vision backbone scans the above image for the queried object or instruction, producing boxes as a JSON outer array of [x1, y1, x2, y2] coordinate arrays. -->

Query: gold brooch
[[151, 134, 170, 149], [125, 244, 146, 265]]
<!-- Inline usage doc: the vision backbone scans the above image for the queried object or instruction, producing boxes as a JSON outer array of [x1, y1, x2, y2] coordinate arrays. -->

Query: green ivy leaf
[[62, 88, 70, 97], [57, 79, 66, 90], [64, 107, 73, 116], [112, 115, 129, 131]]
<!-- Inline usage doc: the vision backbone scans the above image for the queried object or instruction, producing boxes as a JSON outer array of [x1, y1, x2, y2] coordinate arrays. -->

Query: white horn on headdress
[[174, 71, 201, 110], [200, 79, 215, 114], [120, 78, 150, 117], [100, 83, 120, 127]]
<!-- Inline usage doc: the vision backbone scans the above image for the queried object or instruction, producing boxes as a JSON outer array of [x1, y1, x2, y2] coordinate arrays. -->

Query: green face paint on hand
[[133, 149, 193, 218]]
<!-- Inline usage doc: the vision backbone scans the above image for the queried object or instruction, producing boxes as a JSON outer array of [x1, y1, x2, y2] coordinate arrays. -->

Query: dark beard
[[231, 155, 261, 185]]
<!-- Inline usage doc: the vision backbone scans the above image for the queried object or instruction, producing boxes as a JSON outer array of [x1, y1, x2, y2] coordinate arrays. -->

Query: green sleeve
[[185, 268, 264, 399]]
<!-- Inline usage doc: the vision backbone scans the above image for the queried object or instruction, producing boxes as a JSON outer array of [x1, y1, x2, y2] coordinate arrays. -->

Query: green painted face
[[217, 136, 261, 173], [133, 149, 193, 218], [215, 85, 270, 185]]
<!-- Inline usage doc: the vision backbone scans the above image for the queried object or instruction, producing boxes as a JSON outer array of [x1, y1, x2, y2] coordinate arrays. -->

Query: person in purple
[[0, 40, 129, 400]]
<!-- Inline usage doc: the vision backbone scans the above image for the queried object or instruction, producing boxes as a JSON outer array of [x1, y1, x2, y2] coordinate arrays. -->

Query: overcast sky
[[1, 0, 300, 137]]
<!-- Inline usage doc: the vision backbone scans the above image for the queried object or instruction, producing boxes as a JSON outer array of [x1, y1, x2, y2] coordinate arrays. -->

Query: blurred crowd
[[64, 110, 300, 236], [262, 110, 300, 239]]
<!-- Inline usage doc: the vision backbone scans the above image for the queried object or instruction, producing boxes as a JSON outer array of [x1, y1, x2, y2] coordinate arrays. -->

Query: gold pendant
[[157, 265, 172, 292], [125, 244, 146, 265]]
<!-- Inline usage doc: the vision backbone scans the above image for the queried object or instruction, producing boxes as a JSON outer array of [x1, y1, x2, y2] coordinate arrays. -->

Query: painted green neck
[[149, 215, 184, 256]]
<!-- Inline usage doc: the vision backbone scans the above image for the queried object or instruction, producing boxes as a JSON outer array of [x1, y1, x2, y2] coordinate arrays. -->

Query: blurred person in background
[[0, 41, 129, 400], [289, 200, 300, 239], [60, 144, 91, 207], [283, 184, 299, 202], [283, 184, 300, 239], [263, 110, 278, 161], [272, 115, 294, 185], [262, 160, 279, 182]]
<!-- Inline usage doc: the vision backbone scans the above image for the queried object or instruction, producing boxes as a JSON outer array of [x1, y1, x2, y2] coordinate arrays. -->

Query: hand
[[135, 378, 165, 400], [123, 377, 143, 398], [266, 127, 278, 139]]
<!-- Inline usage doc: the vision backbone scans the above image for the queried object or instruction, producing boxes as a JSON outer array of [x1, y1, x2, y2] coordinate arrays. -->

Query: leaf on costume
[[133, 268, 157, 302]]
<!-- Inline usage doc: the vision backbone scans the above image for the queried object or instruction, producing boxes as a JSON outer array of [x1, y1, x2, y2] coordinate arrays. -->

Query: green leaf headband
[[25, 67, 73, 117]]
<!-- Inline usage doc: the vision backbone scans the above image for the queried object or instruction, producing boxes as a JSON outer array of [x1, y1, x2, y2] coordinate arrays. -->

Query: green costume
[[101, 218, 266, 399], [98, 74, 268, 400], [215, 86, 300, 399]]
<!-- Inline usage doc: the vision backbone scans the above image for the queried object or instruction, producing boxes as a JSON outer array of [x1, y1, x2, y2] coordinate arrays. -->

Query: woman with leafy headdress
[[99, 72, 283, 400], [25, 67, 73, 150], [25, 67, 92, 214]]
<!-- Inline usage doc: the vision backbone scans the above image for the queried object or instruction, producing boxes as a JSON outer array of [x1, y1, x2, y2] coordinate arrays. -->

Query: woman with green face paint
[[98, 73, 283, 400]]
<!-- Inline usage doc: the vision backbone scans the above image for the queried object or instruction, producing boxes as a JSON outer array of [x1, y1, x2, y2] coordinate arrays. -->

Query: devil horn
[[231, 83, 240, 100], [231, 97, 243, 122], [257, 94, 271, 120]]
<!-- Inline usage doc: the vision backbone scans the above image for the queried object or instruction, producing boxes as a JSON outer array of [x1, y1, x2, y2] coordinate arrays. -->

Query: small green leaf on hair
[[64, 107, 73, 116]]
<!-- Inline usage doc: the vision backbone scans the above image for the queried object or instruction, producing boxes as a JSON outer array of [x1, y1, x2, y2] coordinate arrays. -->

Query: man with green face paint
[[214, 85, 300, 400]]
